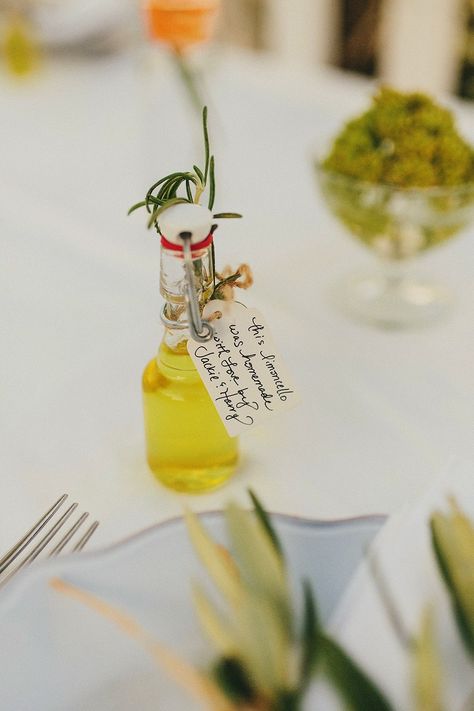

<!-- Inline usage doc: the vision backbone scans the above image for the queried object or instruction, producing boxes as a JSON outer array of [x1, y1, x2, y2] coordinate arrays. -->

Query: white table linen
[[1, 48, 473, 549], [308, 460, 474, 710]]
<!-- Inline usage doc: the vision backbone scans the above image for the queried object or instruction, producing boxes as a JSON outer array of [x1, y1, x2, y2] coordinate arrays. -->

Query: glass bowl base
[[332, 270, 454, 329]]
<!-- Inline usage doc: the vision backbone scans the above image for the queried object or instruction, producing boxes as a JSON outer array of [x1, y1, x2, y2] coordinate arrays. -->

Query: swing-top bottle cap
[[159, 203, 214, 251]]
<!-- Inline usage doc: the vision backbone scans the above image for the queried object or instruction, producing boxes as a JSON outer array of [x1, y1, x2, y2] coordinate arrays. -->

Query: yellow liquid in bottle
[[143, 340, 238, 492]]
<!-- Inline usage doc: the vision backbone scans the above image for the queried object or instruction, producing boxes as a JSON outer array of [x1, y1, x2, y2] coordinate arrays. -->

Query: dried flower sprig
[[212, 264, 254, 300]]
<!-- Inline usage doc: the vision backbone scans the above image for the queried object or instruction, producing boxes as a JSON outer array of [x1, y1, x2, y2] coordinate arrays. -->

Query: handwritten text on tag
[[188, 301, 299, 436]]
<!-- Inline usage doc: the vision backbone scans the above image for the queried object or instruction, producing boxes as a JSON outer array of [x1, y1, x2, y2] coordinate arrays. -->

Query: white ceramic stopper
[[159, 203, 214, 246]]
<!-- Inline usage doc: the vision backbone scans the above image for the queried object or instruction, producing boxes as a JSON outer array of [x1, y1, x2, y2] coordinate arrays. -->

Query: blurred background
[[1, 0, 474, 96], [222, 0, 474, 98]]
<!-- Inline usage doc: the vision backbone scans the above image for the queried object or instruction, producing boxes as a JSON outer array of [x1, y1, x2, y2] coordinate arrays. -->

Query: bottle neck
[[159, 242, 214, 350]]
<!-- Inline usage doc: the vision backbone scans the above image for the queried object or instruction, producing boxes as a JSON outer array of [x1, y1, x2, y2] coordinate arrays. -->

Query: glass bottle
[[142, 224, 238, 493]]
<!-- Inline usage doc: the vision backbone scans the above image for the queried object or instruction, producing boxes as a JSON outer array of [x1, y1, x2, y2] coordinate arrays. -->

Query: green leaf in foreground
[[213, 657, 257, 705], [320, 635, 394, 711], [300, 581, 320, 691], [412, 606, 444, 711], [225, 502, 288, 615], [248, 489, 284, 560], [184, 508, 241, 608], [430, 497, 474, 657]]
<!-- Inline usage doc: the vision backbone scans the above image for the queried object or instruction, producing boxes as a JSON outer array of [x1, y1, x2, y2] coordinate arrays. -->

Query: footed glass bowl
[[316, 164, 474, 328]]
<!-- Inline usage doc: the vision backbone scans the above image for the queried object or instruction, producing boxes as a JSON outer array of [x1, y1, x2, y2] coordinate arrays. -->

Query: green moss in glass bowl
[[315, 88, 474, 328]]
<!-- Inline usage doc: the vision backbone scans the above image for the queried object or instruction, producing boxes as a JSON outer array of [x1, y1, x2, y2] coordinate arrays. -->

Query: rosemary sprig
[[128, 107, 241, 237]]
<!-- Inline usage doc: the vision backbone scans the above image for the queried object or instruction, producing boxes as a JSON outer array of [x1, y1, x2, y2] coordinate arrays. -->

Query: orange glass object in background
[[143, 0, 220, 49]]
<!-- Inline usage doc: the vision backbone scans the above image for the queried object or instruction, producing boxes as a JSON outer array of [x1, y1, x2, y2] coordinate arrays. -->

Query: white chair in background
[[378, 0, 465, 95], [261, 0, 465, 95], [262, 0, 340, 66]]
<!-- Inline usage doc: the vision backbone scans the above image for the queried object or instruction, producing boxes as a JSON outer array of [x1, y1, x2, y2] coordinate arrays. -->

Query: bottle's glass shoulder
[[142, 340, 203, 393]]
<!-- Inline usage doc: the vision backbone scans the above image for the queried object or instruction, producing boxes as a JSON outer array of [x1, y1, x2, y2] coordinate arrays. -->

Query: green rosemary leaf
[[127, 200, 147, 215], [146, 172, 186, 203], [146, 195, 164, 206], [208, 155, 216, 210], [193, 164, 205, 184], [300, 581, 320, 690], [213, 657, 257, 704], [156, 181, 173, 202], [210, 241, 216, 290], [213, 212, 243, 219], [147, 197, 189, 229], [185, 171, 199, 186], [128, 195, 165, 216], [185, 178, 194, 202], [248, 489, 283, 560], [203, 106, 210, 184], [215, 272, 241, 288], [211, 271, 242, 299], [150, 172, 194, 201], [320, 635, 393, 711], [164, 172, 197, 199], [161, 176, 183, 200]]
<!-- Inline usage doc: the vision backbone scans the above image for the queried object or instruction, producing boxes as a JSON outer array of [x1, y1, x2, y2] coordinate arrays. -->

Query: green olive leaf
[[430, 498, 474, 657], [248, 489, 284, 560], [412, 606, 445, 711], [225, 503, 290, 626], [320, 635, 394, 711], [184, 508, 241, 608], [300, 580, 320, 690], [191, 582, 237, 656]]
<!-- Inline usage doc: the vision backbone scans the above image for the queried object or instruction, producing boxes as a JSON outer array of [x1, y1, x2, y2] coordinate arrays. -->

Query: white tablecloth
[[1, 48, 473, 549]]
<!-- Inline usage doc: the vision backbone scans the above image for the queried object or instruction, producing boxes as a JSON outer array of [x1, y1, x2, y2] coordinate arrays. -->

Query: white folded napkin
[[307, 460, 473, 710]]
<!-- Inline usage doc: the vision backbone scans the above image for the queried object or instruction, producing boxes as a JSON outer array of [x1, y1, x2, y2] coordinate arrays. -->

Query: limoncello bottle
[[142, 203, 238, 492]]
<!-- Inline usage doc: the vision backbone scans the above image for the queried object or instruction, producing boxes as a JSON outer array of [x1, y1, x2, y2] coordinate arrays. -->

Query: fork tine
[[73, 521, 99, 552], [48, 511, 89, 558], [9, 502, 78, 573], [0, 494, 68, 575], [0, 502, 80, 588], [48, 512, 89, 557]]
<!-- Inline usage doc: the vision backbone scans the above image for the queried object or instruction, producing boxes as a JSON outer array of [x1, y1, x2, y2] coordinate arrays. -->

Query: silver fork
[[0, 494, 99, 587]]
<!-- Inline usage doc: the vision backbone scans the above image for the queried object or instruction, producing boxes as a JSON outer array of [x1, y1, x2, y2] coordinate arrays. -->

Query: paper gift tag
[[188, 300, 300, 436]]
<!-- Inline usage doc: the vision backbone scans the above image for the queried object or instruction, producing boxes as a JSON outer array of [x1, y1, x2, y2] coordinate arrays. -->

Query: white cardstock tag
[[187, 300, 300, 436]]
